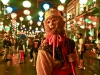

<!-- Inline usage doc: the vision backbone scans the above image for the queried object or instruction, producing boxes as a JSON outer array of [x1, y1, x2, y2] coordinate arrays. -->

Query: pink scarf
[[46, 34, 68, 67]]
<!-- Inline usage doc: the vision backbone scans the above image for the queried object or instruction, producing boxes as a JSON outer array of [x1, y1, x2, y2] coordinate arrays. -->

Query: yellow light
[[23, 1, 31, 8], [24, 9, 30, 15], [60, 0, 66, 4], [11, 13, 17, 19], [57, 5, 64, 11]]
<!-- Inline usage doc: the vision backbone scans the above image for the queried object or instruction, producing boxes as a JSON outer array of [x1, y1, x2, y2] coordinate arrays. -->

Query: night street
[[0, 53, 37, 75], [0, 51, 99, 75]]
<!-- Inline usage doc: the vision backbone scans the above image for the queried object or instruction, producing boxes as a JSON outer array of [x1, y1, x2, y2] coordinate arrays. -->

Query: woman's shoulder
[[66, 38, 75, 45], [66, 38, 75, 53]]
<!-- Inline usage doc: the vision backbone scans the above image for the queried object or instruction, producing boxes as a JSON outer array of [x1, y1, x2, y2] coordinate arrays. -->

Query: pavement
[[0, 49, 99, 75]]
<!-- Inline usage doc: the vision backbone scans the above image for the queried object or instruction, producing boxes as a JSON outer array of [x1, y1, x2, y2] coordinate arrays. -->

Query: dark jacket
[[18, 42, 23, 50], [3, 39, 10, 48], [33, 39, 41, 52]]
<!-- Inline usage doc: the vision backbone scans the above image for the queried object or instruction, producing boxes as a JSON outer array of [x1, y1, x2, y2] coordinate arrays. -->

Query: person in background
[[77, 33, 85, 69], [9, 36, 15, 56], [92, 40, 100, 57], [23, 38, 27, 57], [3, 36, 10, 60], [36, 8, 77, 75], [27, 37, 33, 62], [32, 35, 41, 66], [17, 39, 25, 63]]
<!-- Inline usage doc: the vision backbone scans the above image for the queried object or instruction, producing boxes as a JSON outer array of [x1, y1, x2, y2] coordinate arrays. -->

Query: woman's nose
[[48, 21, 54, 28]]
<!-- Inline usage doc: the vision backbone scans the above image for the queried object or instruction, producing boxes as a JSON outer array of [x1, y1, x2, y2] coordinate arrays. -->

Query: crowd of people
[[1, 34, 41, 66]]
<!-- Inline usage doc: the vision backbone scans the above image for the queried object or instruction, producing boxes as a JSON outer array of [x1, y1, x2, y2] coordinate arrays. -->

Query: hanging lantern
[[39, 17, 43, 21], [37, 21, 41, 26], [38, 11, 44, 17], [60, 0, 66, 4], [6, 7, 13, 13], [29, 20, 33, 25], [27, 15, 31, 20], [23, 1, 31, 8], [79, 0, 87, 5], [19, 17, 24, 22], [22, 25, 25, 28], [67, 13, 71, 19], [1, 0, 9, 5], [84, 18, 89, 23], [35, 27, 38, 31], [29, 26, 32, 30], [24, 9, 30, 15], [43, 3, 50, 11], [11, 13, 17, 19], [93, 0, 96, 2], [57, 5, 64, 11]]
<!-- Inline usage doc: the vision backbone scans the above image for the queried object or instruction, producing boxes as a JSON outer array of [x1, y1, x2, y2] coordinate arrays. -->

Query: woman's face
[[46, 16, 59, 29]]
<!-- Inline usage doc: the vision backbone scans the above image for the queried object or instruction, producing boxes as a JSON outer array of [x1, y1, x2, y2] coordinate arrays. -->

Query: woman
[[36, 8, 77, 75], [18, 40, 24, 63]]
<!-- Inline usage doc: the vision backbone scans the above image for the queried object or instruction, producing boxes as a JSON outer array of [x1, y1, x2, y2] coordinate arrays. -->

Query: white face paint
[[46, 16, 59, 29]]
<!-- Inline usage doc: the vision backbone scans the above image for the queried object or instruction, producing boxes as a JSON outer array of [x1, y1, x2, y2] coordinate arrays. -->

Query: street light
[[38, 11, 44, 22], [57, 4, 64, 11], [38, 11, 44, 17], [27, 15, 31, 21], [6, 6, 13, 14], [11, 13, 17, 19], [23, 0, 31, 8], [23, 9, 30, 15], [79, 0, 87, 5], [37, 21, 41, 26], [29, 20, 33, 25], [1, 0, 9, 5], [43, 3, 50, 11], [1, 0, 9, 15], [79, 0, 88, 38], [59, 0, 67, 32], [19, 16, 24, 27], [60, 0, 66, 4], [19, 17, 24, 22]]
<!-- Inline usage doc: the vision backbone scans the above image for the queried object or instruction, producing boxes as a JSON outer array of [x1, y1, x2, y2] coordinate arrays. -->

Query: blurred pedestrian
[[77, 33, 85, 69], [17, 39, 25, 63], [3, 36, 10, 60], [32, 35, 41, 66], [27, 37, 33, 62], [9, 36, 15, 56], [92, 40, 100, 57]]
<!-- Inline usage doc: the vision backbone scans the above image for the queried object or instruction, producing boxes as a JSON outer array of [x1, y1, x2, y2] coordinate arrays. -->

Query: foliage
[[90, 0, 100, 38], [89, 0, 100, 17], [91, 6, 100, 17]]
